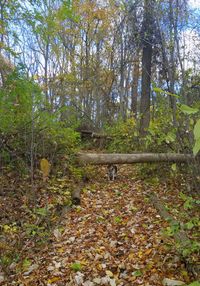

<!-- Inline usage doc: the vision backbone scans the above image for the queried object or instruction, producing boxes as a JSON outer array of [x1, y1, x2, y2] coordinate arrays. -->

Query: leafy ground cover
[[0, 165, 199, 285]]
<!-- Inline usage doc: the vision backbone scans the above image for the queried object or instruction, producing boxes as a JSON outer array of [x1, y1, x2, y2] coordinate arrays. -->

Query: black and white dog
[[107, 164, 118, 181]]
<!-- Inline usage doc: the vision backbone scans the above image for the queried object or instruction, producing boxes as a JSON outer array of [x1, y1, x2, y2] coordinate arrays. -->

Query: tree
[[139, 0, 154, 136]]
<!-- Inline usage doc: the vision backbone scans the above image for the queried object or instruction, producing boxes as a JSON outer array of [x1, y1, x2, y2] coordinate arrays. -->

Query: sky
[[182, 1, 200, 70], [189, 0, 200, 9]]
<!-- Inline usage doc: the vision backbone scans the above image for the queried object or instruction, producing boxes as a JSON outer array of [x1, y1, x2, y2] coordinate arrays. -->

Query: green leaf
[[179, 104, 199, 115], [165, 132, 176, 143], [193, 138, 200, 156], [183, 198, 194, 210], [114, 216, 122, 223], [182, 248, 190, 257], [153, 87, 164, 93], [187, 281, 200, 286], [179, 192, 187, 201], [165, 91, 180, 98], [130, 206, 138, 212], [22, 258, 32, 271], [35, 208, 48, 216], [70, 262, 82, 272], [185, 221, 194, 230], [132, 270, 143, 277], [194, 119, 200, 140], [152, 84, 179, 98], [171, 163, 177, 172]]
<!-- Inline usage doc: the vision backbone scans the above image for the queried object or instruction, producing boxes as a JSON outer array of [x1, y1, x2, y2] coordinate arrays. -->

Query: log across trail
[[77, 152, 196, 165]]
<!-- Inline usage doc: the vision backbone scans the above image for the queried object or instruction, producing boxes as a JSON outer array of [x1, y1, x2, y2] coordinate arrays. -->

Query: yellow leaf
[[57, 248, 64, 253], [128, 253, 135, 260], [146, 262, 154, 270], [96, 248, 104, 254], [138, 251, 143, 258], [121, 232, 126, 237], [47, 277, 60, 283], [181, 270, 189, 278], [79, 259, 88, 266], [97, 264, 102, 270], [106, 270, 114, 277], [145, 249, 152, 255], [40, 158, 51, 182], [128, 276, 137, 282]]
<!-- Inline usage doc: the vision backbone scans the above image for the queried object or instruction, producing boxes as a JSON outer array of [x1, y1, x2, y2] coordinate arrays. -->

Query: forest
[[0, 0, 200, 285]]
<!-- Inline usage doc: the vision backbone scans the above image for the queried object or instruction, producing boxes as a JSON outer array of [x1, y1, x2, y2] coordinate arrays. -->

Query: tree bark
[[131, 52, 140, 118], [139, 0, 154, 136], [119, 30, 126, 120], [168, 0, 177, 128], [77, 153, 195, 165]]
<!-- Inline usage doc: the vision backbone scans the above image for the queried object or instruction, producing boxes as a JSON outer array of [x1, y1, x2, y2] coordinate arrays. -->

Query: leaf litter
[[0, 165, 198, 285]]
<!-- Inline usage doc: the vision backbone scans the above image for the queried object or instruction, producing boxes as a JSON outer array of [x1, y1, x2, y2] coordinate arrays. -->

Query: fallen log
[[77, 153, 196, 165], [78, 130, 112, 139]]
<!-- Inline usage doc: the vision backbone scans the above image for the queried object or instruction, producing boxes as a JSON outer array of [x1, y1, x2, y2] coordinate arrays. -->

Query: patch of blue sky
[[188, 1, 200, 32], [189, 0, 200, 10]]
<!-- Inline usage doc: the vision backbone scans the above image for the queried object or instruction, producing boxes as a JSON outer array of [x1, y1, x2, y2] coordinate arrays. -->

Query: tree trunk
[[95, 41, 101, 128], [119, 33, 126, 120], [139, 0, 154, 136], [84, 28, 91, 121], [44, 39, 50, 103], [131, 51, 140, 118], [168, 0, 177, 128], [77, 153, 195, 165]]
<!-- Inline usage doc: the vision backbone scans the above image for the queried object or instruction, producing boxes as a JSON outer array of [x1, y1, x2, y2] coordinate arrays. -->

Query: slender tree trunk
[[44, 38, 50, 104], [139, 0, 154, 136], [119, 35, 125, 120], [95, 41, 101, 128], [131, 50, 140, 118], [84, 29, 91, 121], [168, 0, 177, 128], [155, 4, 177, 128], [0, 1, 6, 85], [125, 63, 131, 117]]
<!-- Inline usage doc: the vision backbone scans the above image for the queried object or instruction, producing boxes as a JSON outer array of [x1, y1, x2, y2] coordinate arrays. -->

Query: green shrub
[[0, 68, 80, 172]]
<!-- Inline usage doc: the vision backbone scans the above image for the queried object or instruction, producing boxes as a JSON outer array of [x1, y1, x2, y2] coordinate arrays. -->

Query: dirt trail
[[14, 166, 188, 286]]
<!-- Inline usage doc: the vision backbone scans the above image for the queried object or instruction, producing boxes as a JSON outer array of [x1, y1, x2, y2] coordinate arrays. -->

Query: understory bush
[[105, 117, 139, 152], [0, 68, 80, 174]]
